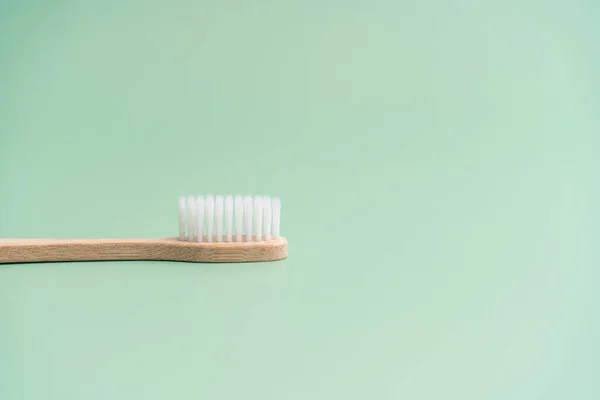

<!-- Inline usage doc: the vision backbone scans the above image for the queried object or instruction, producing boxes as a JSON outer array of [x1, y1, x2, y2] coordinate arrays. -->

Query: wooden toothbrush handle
[[0, 237, 288, 264]]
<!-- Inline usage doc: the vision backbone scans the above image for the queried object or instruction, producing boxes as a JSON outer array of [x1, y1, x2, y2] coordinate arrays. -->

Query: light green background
[[0, 0, 598, 399]]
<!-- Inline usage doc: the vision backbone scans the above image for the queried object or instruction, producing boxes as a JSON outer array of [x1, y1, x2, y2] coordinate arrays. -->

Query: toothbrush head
[[173, 194, 288, 262]]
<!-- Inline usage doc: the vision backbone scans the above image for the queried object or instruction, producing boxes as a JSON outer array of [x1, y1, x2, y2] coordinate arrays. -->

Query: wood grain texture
[[0, 236, 288, 264]]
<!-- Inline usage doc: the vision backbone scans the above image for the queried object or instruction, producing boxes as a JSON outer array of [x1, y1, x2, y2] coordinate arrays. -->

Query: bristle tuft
[[215, 195, 224, 243], [186, 196, 196, 242], [244, 196, 253, 242], [273, 197, 281, 239], [225, 195, 233, 243], [196, 196, 205, 242], [254, 196, 263, 242], [234, 195, 244, 242], [205, 195, 215, 243], [263, 196, 272, 241]]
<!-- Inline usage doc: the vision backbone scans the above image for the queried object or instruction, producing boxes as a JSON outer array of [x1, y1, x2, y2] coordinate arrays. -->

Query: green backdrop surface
[[0, 0, 598, 399]]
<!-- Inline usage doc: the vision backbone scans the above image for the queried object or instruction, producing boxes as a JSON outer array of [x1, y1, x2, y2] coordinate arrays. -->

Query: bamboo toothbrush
[[0, 195, 287, 264]]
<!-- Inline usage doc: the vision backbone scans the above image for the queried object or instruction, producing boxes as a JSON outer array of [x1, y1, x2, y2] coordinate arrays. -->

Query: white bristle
[[225, 195, 233, 242], [196, 196, 205, 242], [272, 197, 281, 239], [254, 196, 263, 242], [234, 195, 244, 242], [178, 196, 186, 241], [178, 194, 282, 243], [186, 196, 196, 242], [244, 196, 253, 242], [205, 195, 215, 243], [215, 195, 224, 243], [263, 196, 272, 241]]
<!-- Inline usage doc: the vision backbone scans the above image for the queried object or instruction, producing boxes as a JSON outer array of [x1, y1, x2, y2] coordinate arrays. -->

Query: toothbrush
[[0, 195, 287, 264]]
